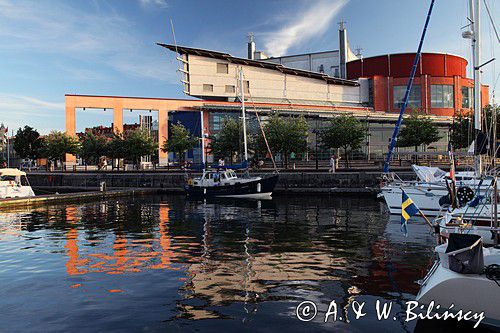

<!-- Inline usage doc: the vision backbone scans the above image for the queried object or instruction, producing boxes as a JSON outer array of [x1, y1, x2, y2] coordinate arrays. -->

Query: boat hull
[[185, 174, 279, 199], [380, 183, 492, 217], [416, 255, 500, 328]]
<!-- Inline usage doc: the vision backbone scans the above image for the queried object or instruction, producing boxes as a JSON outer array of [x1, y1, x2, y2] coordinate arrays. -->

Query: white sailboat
[[416, 1, 500, 329], [379, 165, 493, 216]]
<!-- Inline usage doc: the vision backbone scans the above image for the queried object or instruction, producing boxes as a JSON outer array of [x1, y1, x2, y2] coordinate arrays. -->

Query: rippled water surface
[[0, 194, 440, 332]]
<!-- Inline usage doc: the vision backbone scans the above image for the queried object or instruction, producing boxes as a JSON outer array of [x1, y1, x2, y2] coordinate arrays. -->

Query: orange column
[[158, 109, 169, 166], [65, 105, 77, 165], [113, 101, 123, 134]]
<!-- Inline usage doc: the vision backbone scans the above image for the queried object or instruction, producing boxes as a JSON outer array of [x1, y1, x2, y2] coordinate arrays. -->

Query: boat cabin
[[192, 169, 245, 187], [0, 168, 31, 187]]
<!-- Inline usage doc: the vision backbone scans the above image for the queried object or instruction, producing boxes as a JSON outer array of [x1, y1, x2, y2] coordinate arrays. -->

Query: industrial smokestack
[[338, 21, 347, 79], [247, 33, 256, 60]]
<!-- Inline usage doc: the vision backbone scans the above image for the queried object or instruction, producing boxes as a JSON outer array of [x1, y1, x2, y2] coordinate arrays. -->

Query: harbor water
[[0, 194, 449, 332]]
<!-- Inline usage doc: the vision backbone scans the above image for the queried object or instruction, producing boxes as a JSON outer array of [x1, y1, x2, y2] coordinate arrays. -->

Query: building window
[[209, 112, 239, 132], [203, 84, 214, 92], [461, 86, 473, 108], [243, 80, 250, 94], [225, 85, 235, 93], [431, 84, 454, 108], [217, 63, 228, 74], [393, 85, 421, 109]]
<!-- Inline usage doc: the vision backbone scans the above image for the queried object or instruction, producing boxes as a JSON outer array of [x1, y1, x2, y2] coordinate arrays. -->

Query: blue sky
[[0, 0, 498, 133]]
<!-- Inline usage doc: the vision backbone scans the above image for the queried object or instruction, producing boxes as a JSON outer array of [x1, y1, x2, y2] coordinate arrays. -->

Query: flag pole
[[418, 210, 433, 230]]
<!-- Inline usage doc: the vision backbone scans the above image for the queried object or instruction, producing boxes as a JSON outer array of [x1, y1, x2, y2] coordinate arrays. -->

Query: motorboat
[[416, 233, 500, 329], [185, 169, 278, 199], [378, 165, 493, 216], [0, 168, 35, 198], [184, 68, 279, 199]]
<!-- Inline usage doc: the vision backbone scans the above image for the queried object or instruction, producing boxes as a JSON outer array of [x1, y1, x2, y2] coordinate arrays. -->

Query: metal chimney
[[338, 21, 348, 79], [247, 33, 256, 60]]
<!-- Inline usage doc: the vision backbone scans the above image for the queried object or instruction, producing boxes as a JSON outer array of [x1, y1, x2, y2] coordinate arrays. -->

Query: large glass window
[[393, 85, 421, 109], [431, 84, 454, 108], [461, 86, 473, 108], [209, 112, 238, 132]]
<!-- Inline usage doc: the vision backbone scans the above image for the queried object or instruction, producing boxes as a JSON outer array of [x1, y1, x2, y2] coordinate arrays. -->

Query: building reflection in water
[[0, 195, 436, 323]]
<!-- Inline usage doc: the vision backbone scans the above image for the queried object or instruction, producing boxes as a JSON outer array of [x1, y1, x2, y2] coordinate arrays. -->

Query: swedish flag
[[401, 189, 420, 236]]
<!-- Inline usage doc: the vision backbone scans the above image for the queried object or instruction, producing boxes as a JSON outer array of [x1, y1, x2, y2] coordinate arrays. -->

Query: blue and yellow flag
[[401, 189, 420, 236]]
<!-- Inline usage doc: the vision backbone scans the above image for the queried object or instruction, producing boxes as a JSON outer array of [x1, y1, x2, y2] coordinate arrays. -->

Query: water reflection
[[0, 195, 438, 332]]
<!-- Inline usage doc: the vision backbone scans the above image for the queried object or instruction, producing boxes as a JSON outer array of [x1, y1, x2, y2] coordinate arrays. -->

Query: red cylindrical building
[[347, 53, 489, 117]]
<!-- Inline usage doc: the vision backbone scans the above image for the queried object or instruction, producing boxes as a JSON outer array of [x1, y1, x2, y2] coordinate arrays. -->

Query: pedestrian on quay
[[329, 155, 336, 173]]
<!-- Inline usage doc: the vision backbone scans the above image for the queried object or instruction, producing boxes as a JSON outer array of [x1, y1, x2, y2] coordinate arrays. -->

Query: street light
[[312, 128, 319, 170]]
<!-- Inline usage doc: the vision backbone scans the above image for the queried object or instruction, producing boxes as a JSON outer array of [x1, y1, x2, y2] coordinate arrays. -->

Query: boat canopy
[[411, 165, 446, 183], [0, 168, 27, 177]]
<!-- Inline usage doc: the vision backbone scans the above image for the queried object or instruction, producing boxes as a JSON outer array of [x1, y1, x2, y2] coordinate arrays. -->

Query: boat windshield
[[0, 175, 16, 182]]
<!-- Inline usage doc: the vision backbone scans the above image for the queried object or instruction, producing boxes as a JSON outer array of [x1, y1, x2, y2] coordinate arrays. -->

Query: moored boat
[[416, 234, 500, 329], [185, 169, 278, 199], [0, 168, 35, 199]]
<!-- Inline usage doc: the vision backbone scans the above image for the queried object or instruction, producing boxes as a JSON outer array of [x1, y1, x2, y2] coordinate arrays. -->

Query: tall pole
[[7, 130, 10, 168], [494, 177, 498, 246], [383, 0, 435, 173], [240, 68, 249, 162], [471, 0, 482, 175], [200, 110, 206, 170]]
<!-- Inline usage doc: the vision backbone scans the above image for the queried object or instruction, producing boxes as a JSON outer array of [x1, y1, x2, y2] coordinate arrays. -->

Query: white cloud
[[0, 94, 65, 133], [262, 0, 349, 57], [0, 0, 176, 82], [139, 0, 168, 8]]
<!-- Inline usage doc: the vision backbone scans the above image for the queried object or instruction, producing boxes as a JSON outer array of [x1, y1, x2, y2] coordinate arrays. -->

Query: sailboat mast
[[471, 0, 482, 175], [200, 110, 206, 170], [239, 68, 249, 162]]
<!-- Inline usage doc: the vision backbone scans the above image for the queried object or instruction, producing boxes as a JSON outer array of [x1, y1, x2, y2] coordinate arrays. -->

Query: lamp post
[[312, 128, 319, 170]]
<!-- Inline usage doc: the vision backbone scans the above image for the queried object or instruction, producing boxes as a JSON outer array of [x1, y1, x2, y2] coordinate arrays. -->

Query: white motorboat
[[379, 165, 492, 216], [416, 234, 500, 329], [0, 168, 35, 199]]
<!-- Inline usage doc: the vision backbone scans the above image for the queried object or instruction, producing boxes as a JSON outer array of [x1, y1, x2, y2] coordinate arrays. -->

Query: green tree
[[397, 111, 441, 163], [257, 114, 308, 168], [106, 132, 127, 170], [41, 131, 80, 167], [319, 115, 365, 168], [13, 126, 43, 160], [450, 105, 500, 151], [208, 117, 242, 162], [123, 129, 157, 168], [79, 130, 109, 165], [162, 122, 198, 164], [450, 112, 473, 150]]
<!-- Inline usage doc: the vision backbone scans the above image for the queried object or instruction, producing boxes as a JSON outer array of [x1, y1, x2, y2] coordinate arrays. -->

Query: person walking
[[329, 155, 336, 173]]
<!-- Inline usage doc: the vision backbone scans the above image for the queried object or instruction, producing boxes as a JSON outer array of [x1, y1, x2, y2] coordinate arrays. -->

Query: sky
[[0, 0, 498, 134]]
